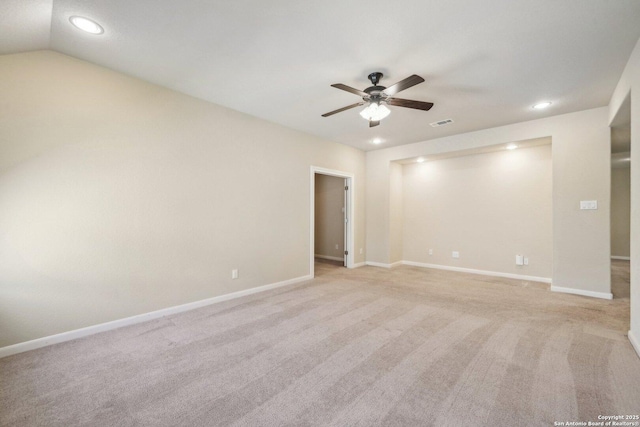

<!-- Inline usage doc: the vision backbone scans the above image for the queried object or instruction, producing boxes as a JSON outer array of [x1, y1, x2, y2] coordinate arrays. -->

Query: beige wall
[[0, 51, 366, 347], [314, 174, 344, 260], [610, 36, 640, 348], [389, 162, 404, 264], [367, 107, 611, 296], [611, 166, 631, 258], [366, 154, 389, 264], [402, 144, 552, 278]]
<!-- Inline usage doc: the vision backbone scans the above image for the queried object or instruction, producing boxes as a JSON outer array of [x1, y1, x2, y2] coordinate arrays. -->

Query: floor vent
[[430, 119, 454, 127]]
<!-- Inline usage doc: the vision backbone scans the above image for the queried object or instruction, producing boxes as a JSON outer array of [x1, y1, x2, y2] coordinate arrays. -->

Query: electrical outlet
[[524, 258, 529, 266], [359, 248, 363, 254], [452, 251, 459, 259], [335, 244, 339, 250], [232, 269, 238, 279], [428, 249, 433, 255]]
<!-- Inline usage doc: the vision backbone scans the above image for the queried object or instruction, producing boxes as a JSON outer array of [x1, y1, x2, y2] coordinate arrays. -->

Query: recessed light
[[506, 144, 518, 150], [417, 157, 426, 163], [371, 138, 383, 145], [69, 16, 104, 34], [532, 101, 552, 110]]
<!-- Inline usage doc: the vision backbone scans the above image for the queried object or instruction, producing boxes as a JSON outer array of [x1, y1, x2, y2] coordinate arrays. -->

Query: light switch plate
[[580, 200, 597, 210]]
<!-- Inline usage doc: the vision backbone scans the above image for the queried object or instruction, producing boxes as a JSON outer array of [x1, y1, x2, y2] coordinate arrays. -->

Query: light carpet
[[1, 260, 638, 426]]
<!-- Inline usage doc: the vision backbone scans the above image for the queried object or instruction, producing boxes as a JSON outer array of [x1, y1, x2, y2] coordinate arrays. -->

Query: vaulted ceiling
[[2, 0, 640, 151]]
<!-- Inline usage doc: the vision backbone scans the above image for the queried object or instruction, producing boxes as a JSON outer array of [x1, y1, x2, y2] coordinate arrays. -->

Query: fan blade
[[382, 75, 425, 96], [331, 83, 368, 97], [322, 102, 365, 117], [386, 98, 434, 111], [369, 120, 380, 128]]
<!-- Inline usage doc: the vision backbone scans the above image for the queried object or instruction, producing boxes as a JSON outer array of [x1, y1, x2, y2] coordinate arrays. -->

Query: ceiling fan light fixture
[[359, 103, 391, 122], [69, 16, 104, 34]]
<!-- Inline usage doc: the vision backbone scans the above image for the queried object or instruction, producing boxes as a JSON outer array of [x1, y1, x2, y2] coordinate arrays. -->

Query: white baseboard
[[365, 261, 403, 268], [402, 260, 552, 284], [550, 285, 613, 300], [352, 262, 366, 268], [0, 274, 312, 359], [629, 330, 640, 359], [314, 254, 344, 262], [611, 256, 631, 261], [366, 261, 392, 268]]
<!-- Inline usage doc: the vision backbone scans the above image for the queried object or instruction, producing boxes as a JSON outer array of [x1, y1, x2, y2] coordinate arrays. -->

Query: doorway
[[310, 167, 354, 278], [610, 94, 631, 300], [315, 174, 346, 266]]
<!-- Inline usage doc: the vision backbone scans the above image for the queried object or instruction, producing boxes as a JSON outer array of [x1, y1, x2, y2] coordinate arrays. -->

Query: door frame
[[310, 166, 355, 278]]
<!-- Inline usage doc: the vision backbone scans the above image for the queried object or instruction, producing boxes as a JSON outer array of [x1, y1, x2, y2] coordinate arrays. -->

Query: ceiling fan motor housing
[[365, 72, 387, 103], [364, 86, 386, 96]]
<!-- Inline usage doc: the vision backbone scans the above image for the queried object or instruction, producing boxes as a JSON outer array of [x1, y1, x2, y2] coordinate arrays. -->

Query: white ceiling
[[2, 0, 640, 151]]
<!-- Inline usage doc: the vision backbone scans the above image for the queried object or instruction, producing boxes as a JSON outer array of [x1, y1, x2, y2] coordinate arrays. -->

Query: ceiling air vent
[[430, 119, 454, 127]]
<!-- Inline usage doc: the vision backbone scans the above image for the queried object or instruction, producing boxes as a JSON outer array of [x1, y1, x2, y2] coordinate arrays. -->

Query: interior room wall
[[0, 50, 366, 348], [365, 154, 390, 264], [389, 162, 404, 264], [402, 144, 552, 279], [611, 166, 631, 258], [314, 174, 344, 261], [367, 107, 611, 297], [610, 36, 640, 354]]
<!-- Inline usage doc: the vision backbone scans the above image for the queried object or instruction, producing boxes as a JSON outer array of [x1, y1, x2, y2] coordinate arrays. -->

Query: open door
[[343, 179, 349, 267]]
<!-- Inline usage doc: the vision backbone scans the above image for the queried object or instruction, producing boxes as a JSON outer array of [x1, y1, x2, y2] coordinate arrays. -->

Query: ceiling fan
[[322, 72, 434, 127]]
